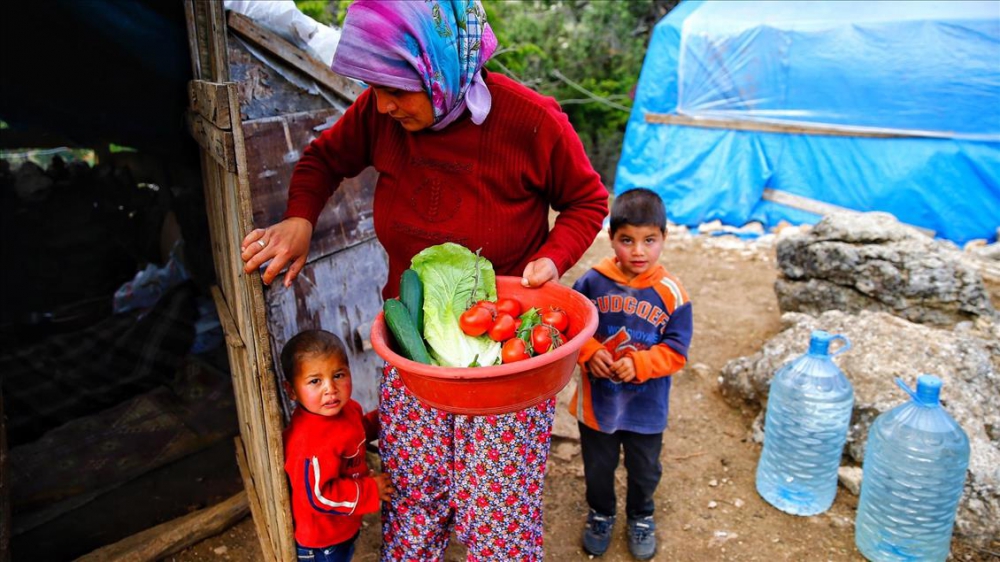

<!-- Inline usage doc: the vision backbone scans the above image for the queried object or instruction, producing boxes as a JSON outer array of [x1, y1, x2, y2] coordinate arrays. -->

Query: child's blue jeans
[[296, 535, 357, 562]]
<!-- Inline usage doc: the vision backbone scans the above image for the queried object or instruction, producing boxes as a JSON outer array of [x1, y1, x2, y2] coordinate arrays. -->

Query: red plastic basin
[[371, 276, 599, 415]]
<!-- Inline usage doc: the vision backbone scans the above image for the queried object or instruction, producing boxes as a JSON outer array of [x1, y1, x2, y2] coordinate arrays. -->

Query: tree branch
[[550, 69, 632, 112]]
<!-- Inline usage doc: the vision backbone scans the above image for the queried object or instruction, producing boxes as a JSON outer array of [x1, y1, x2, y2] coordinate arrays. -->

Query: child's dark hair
[[609, 188, 666, 236], [280, 329, 348, 382]]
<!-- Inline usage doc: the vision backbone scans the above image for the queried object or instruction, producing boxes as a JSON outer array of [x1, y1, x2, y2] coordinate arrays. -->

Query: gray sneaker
[[627, 515, 657, 560], [582, 509, 616, 556]]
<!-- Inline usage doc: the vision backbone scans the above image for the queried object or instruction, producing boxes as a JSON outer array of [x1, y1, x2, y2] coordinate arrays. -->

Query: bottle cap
[[915, 374, 942, 405], [807, 330, 851, 357], [808, 330, 833, 355]]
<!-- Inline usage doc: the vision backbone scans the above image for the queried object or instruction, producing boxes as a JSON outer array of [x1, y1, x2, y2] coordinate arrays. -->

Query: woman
[[241, 1, 608, 559]]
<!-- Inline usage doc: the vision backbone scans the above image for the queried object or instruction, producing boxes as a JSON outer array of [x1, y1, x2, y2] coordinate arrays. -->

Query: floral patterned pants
[[378, 364, 555, 562]]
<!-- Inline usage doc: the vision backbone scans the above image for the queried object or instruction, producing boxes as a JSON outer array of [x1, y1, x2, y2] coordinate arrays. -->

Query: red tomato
[[501, 338, 530, 363], [496, 297, 522, 318], [541, 307, 569, 333], [459, 305, 494, 337], [531, 324, 563, 354], [475, 300, 498, 317], [488, 313, 517, 342]]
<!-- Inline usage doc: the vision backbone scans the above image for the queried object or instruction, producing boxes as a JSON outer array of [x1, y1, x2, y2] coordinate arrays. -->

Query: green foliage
[[484, 0, 678, 184], [293, 0, 353, 30], [295, 0, 335, 25]]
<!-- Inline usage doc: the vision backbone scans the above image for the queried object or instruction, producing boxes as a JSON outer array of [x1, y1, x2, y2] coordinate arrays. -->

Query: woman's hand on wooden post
[[240, 217, 314, 287]]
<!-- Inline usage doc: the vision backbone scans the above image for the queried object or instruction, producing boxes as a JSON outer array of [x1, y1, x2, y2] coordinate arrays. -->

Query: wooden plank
[[189, 80, 233, 129], [201, 154, 237, 308], [761, 188, 936, 237], [206, 125, 282, 558], [241, 112, 378, 262], [207, 1, 230, 82], [226, 11, 363, 103], [188, 113, 236, 173], [186, 1, 217, 81], [182, 1, 202, 79], [645, 112, 929, 138], [219, 117, 278, 560], [233, 437, 277, 562], [211, 285, 245, 349], [223, 336, 269, 557], [228, 82, 297, 562], [72, 492, 249, 562], [227, 35, 339, 121]]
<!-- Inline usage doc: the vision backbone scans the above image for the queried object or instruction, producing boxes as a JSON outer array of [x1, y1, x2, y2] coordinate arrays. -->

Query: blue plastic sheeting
[[616, 0, 1000, 244]]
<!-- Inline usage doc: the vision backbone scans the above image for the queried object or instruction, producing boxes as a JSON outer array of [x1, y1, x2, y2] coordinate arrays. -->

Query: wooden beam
[[187, 112, 236, 173], [189, 81, 233, 130], [226, 10, 363, 103], [208, 1, 230, 82], [228, 78, 298, 560], [645, 112, 932, 139], [211, 285, 246, 349], [761, 188, 936, 237], [73, 492, 249, 562], [182, 1, 202, 79], [233, 436, 278, 562]]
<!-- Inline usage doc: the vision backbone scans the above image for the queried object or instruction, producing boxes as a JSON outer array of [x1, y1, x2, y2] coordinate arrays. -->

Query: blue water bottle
[[755, 330, 854, 515], [855, 375, 970, 561]]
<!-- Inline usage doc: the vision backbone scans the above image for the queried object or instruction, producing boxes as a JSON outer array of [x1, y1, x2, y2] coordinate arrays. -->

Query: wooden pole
[[73, 492, 250, 562], [644, 112, 939, 139]]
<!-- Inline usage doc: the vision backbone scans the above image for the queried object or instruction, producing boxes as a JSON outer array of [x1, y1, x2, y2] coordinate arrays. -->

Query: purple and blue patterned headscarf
[[331, 0, 498, 131]]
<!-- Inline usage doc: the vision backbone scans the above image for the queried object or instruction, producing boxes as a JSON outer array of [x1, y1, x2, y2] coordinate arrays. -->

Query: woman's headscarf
[[331, 0, 498, 131]]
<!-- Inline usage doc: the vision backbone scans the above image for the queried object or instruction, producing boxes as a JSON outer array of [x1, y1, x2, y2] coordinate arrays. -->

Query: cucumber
[[399, 268, 424, 333], [383, 298, 431, 364]]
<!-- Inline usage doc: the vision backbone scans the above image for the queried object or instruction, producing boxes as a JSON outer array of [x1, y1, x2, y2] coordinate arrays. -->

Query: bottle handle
[[895, 377, 919, 402], [829, 334, 852, 357]]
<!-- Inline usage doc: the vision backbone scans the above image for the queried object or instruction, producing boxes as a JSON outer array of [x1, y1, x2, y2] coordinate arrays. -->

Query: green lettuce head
[[410, 243, 502, 367]]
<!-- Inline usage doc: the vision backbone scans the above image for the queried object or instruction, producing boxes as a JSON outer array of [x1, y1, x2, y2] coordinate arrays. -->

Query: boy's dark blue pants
[[578, 422, 663, 519], [296, 533, 358, 562]]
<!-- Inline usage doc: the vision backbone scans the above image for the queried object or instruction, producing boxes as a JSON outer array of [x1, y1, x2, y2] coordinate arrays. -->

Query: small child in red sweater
[[280, 330, 394, 562]]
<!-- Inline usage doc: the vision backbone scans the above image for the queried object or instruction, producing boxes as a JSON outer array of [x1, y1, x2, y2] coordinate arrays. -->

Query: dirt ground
[[169, 231, 999, 562]]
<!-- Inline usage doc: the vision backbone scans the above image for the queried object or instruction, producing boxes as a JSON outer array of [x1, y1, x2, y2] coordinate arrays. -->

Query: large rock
[[719, 310, 1000, 546], [774, 212, 997, 327]]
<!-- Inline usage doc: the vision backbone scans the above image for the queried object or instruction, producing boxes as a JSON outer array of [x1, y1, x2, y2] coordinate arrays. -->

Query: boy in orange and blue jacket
[[569, 188, 693, 560]]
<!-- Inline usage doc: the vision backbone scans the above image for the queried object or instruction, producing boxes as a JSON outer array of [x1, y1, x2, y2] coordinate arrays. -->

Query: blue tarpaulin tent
[[616, 0, 1000, 244]]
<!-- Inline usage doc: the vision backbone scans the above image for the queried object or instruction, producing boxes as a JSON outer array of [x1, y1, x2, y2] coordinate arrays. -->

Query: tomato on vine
[[501, 338, 530, 363], [459, 304, 494, 337], [541, 307, 569, 333], [488, 313, 517, 342], [531, 324, 563, 354], [496, 297, 522, 318], [475, 300, 498, 317]]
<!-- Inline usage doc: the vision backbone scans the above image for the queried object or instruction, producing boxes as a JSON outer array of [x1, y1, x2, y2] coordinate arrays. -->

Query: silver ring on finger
[[257, 239, 267, 248]]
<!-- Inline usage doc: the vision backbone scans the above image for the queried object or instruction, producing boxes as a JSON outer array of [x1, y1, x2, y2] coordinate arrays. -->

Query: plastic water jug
[[855, 375, 970, 562], [755, 330, 854, 515]]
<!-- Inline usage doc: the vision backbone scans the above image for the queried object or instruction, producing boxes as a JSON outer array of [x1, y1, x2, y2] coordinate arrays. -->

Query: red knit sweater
[[285, 71, 608, 298]]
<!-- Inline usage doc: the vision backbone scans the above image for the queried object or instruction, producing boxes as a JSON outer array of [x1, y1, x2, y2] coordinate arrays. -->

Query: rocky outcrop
[[774, 212, 997, 327], [720, 310, 1000, 546]]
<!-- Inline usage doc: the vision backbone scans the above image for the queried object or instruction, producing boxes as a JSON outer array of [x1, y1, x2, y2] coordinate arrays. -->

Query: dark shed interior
[[1, 2, 244, 559]]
